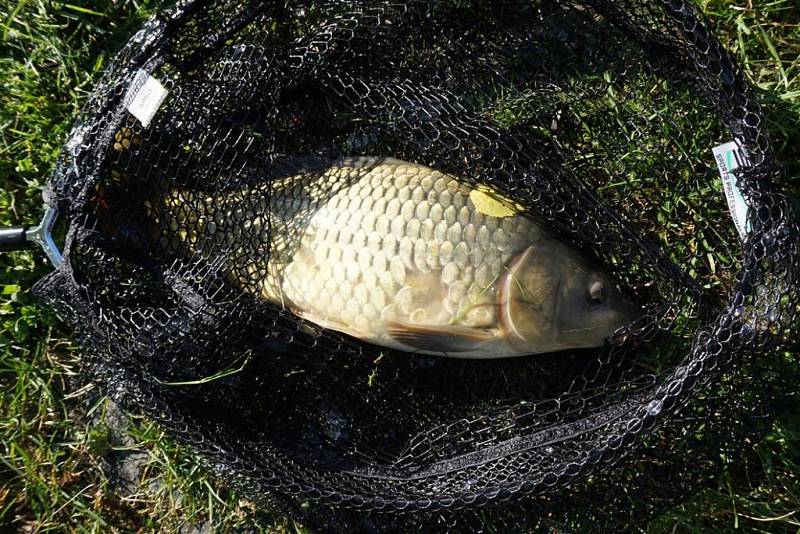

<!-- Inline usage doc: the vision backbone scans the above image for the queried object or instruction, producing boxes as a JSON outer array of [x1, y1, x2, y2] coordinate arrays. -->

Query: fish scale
[[149, 156, 637, 358], [309, 161, 519, 334]]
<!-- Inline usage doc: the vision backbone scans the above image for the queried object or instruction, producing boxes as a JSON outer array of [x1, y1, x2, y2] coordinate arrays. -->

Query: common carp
[[146, 157, 640, 358]]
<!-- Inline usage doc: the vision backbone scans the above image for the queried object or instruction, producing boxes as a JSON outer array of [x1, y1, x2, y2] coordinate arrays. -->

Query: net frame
[[33, 0, 799, 529]]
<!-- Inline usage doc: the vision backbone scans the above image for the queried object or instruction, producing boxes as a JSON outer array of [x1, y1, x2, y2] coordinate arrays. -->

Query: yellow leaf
[[469, 186, 524, 218]]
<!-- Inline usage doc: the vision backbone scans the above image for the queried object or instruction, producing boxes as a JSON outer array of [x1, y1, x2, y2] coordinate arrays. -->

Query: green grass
[[0, 0, 798, 532]]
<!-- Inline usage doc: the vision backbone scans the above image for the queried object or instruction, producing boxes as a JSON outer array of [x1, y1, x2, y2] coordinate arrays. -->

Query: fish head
[[500, 243, 641, 353]]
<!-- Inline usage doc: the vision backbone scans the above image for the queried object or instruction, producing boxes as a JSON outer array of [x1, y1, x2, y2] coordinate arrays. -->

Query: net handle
[[0, 227, 29, 251], [0, 206, 62, 266]]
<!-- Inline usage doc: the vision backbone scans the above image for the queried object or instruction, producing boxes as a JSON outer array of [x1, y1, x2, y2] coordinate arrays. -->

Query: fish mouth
[[608, 300, 643, 346], [620, 299, 643, 326]]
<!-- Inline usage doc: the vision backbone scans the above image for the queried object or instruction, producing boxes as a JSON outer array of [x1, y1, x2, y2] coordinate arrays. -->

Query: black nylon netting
[[34, 0, 799, 531]]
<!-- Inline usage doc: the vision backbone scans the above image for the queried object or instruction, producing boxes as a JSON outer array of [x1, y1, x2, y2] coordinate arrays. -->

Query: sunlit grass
[[0, 0, 797, 531]]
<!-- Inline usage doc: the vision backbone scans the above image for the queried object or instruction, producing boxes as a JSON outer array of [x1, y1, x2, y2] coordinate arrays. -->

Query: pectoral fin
[[385, 320, 495, 353]]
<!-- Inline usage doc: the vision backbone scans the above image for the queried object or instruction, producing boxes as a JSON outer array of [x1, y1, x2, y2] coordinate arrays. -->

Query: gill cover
[[500, 243, 639, 353]]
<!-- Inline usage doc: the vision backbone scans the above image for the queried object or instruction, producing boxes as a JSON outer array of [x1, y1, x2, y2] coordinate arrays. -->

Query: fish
[[146, 157, 640, 358]]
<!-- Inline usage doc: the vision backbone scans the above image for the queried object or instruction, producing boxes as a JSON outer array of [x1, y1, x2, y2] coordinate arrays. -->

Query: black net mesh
[[34, 0, 799, 531]]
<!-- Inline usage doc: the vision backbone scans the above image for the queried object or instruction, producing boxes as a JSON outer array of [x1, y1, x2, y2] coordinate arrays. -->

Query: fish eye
[[587, 280, 605, 304]]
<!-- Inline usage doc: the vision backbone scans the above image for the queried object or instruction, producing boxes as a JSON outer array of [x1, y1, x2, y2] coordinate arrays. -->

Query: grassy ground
[[0, 0, 798, 532]]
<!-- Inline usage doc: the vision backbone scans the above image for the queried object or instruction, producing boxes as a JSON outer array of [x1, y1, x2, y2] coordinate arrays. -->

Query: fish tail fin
[[90, 168, 198, 259]]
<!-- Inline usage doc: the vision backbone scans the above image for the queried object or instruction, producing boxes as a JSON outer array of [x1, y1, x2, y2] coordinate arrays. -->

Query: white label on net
[[712, 140, 751, 240], [124, 70, 168, 128]]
